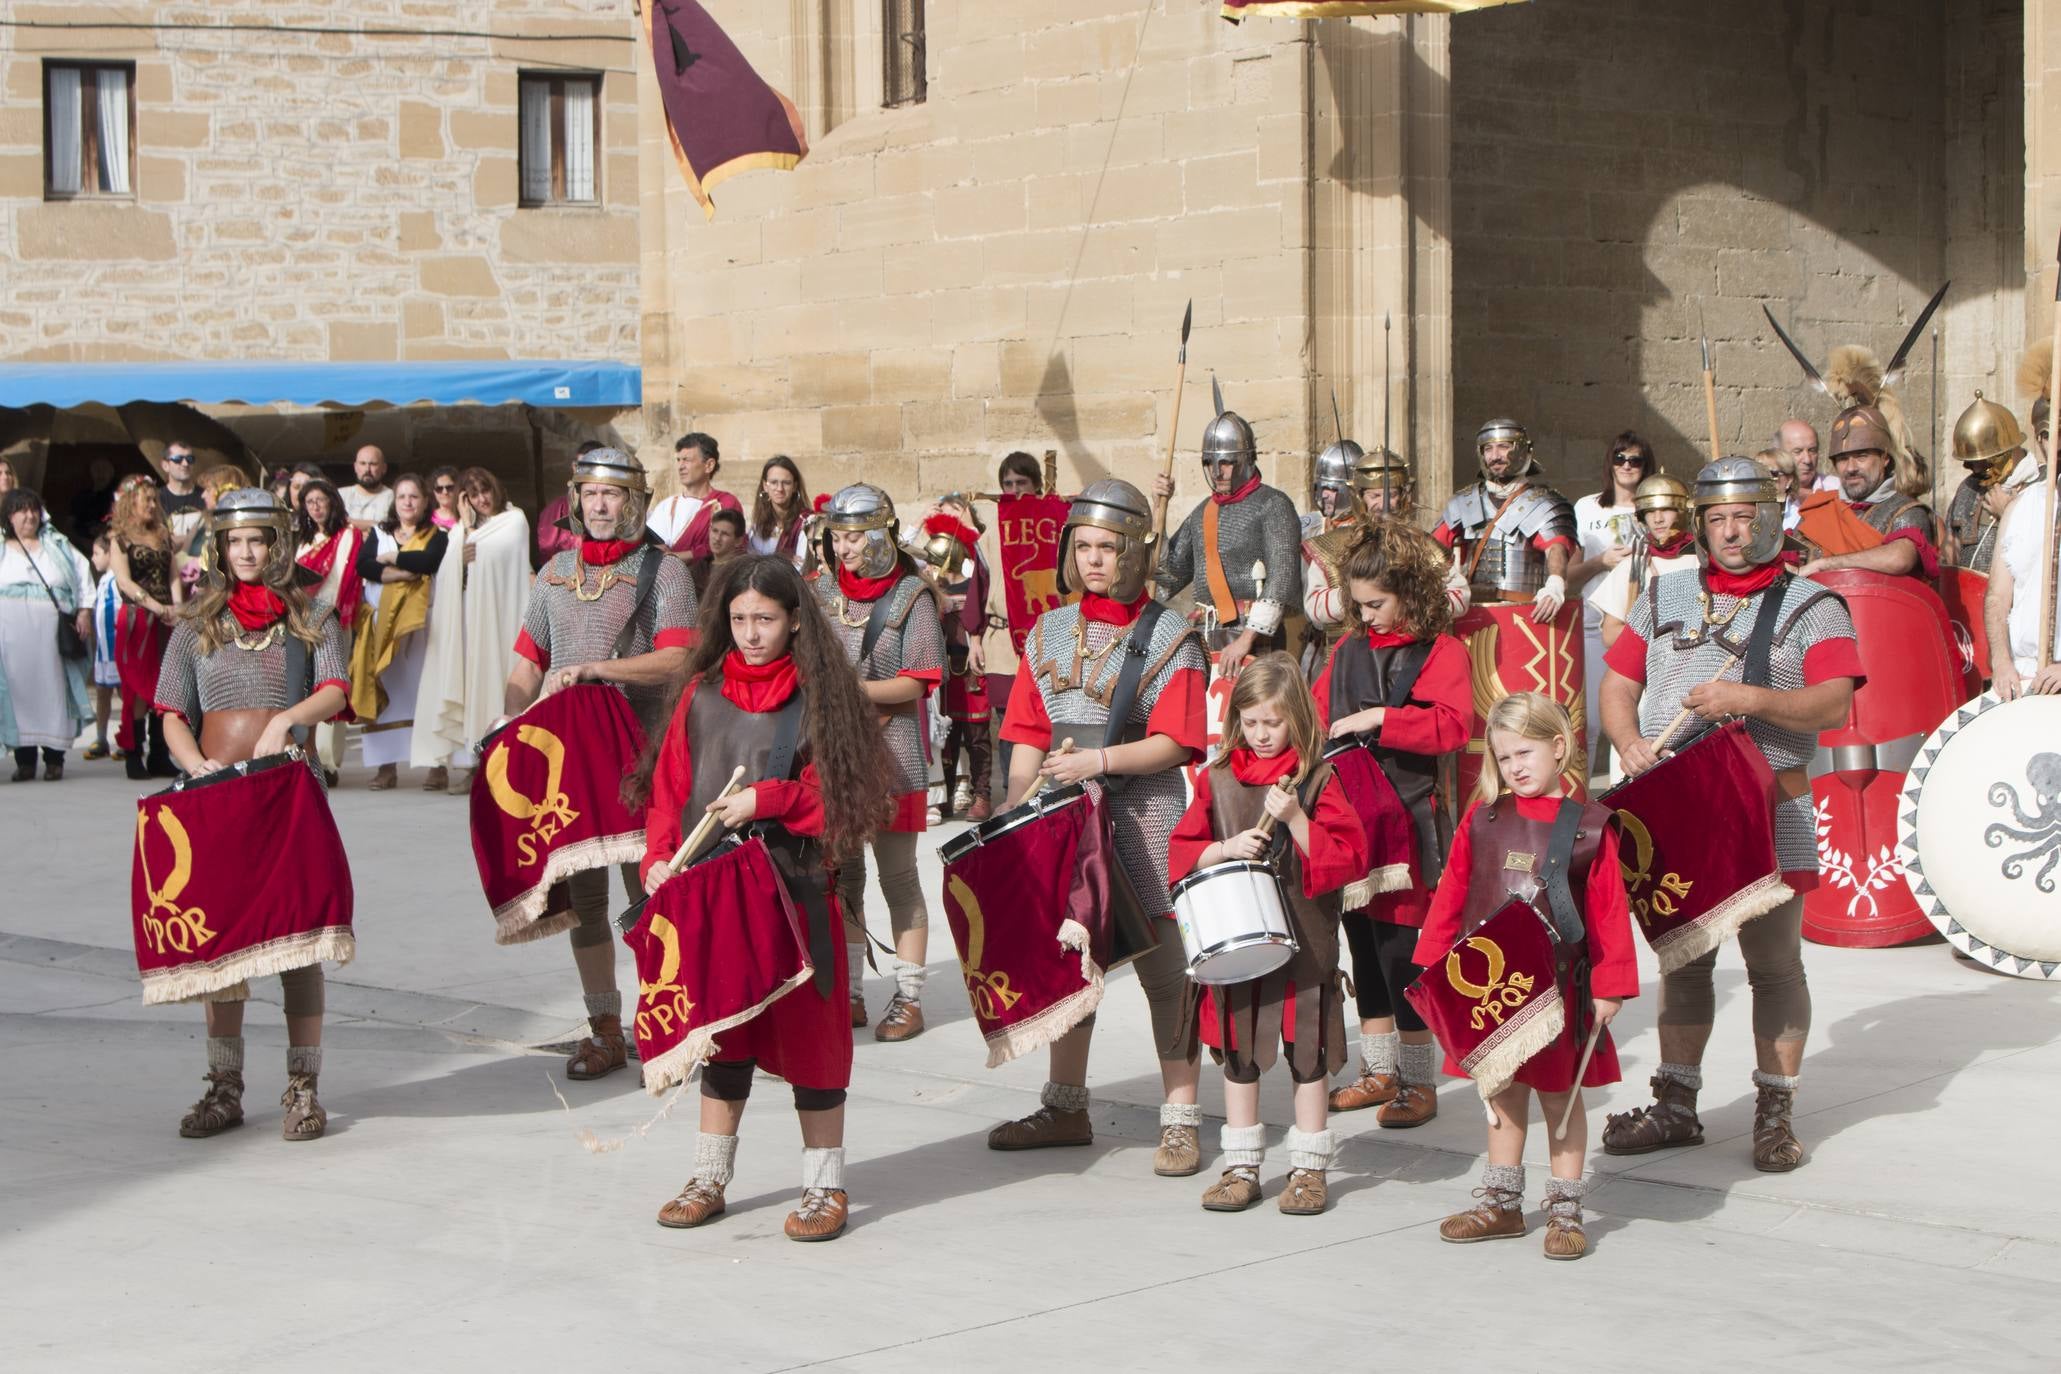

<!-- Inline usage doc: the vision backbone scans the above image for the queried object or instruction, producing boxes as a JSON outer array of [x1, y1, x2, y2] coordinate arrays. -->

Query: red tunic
[[638, 663, 849, 1090], [1413, 792, 1639, 1092], [1311, 629, 1472, 928]]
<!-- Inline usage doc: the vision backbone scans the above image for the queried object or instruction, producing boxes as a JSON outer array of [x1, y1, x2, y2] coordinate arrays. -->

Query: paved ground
[[5, 754, 2059, 1371]]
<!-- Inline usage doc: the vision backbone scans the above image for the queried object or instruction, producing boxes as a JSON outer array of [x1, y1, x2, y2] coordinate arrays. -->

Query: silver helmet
[[1201, 410, 1259, 492], [207, 487, 299, 585], [820, 482, 901, 580], [1311, 438, 1364, 512], [1693, 455, 1783, 568], [1476, 417, 1536, 478], [564, 446, 651, 542], [1058, 478, 1155, 603]]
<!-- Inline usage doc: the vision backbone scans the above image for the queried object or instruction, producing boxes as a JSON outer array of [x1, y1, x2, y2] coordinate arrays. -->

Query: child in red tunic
[[1169, 654, 1369, 1215], [1413, 691, 1637, 1260]]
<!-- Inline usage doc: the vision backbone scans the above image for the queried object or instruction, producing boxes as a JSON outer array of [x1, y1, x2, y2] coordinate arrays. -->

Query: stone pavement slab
[[3, 758, 2058, 1370]]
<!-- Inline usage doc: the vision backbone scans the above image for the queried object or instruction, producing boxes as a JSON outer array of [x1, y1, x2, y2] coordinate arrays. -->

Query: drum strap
[[607, 536, 667, 662], [1097, 600, 1170, 793], [1740, 572, 1791, 690], [763, 691, 837, 997], [858, 582, 899, 666], [1382, 639, 1433, 710]]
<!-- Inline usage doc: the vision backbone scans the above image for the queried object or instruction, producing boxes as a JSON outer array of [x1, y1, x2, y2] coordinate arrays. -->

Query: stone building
[[641, 1, 2054, 564], [0, 2, 642, 523]]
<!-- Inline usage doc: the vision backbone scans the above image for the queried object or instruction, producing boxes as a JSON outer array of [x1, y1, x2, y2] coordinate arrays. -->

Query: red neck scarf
[[1649, 532, 1694, 558], [580, 537, 641, 567], [227, 582, 286, 631], [1227, 746, 1300, 786], [1510, 789, 1573, 821], [837, 565, 898, 603], [719, 650, 800, 713], [1362, 626, 1418, 649], [1212, 472, 1263, 506], [1704, 561, 1782, 598], [1081, 590, 1150, 625]]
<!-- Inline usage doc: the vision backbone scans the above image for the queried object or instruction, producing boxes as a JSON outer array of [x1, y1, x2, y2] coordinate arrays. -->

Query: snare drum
[[1171, 859, 1297, 985]]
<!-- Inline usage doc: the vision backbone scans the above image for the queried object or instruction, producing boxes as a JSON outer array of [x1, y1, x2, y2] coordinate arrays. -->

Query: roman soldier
[[1598, 456, 1864, 1172], [1301, 441, 1468, 673], [1432, 418, 1577, 624], [813, 483, 946, 1044], [1151, 393, 1304, 672], [502, 447, 700, 1081], [911, 497, 995, 822], [1943, 391, 2037, 574], [1790, 347, 1939, 582]]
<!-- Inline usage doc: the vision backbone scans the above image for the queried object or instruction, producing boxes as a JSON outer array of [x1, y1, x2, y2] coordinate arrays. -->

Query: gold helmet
[[907, 511, 980, 582], [1949, 391, 2026, 488], [1631, 473, 1692, 519]]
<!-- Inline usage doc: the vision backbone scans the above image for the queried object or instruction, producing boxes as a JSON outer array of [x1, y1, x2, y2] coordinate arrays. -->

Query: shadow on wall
[[1448, 0, 2020, 496]]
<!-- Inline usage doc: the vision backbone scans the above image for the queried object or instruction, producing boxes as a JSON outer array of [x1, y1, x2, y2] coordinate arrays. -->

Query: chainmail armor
[[814, 573, 944, 799], [1625, 568, 1859, 872], [1023, 601, 1206, 915], [1156, 483, 1304, 629], [522, 544, 698, 738], [155, 607, 352, 723], [1856, 491, 1937, 543], [1943, 477, 1997, 572]]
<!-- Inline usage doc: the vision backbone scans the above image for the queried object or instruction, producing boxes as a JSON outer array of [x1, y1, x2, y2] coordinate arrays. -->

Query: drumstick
[[667, 765, 748, 876], [1654, 660, 1741, 755], [1555, 1022, 1605, 1139], [1029, 738, 1076, 799]]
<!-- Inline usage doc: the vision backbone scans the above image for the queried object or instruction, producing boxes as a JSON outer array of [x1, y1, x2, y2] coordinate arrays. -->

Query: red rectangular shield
[[468, 683, 650, 945], [132, 755, 354, 1005]]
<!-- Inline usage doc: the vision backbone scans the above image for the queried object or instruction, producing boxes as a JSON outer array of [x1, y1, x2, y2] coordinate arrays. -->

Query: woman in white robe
[[412, 467, 530, 794], [1, 490, 93, 780]]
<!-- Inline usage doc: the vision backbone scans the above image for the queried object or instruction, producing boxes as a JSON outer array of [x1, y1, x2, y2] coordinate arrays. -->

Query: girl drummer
[[1413, 692, 1637, 1259], [1310, 522, 1473, 1127], [1168, 654, 1369, 1214], [631, 555, 894, 1243], [153, 489, 353, 1142]]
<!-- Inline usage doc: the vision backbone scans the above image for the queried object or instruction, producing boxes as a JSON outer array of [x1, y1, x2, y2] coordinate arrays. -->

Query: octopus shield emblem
[[1986, 752, 2061, 895]]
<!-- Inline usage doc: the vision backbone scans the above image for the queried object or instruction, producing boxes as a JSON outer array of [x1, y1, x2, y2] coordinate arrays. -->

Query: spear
[[1381, 311, 1394, 511], [1152, 300, 1194, 549], [1700, 333, 1722, 462], [2040, 230, 2061, 677]]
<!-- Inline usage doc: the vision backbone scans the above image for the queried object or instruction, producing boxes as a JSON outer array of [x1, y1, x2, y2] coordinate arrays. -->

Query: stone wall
[[0, 1, 639, 365], [1450, 0, 2023, 505]]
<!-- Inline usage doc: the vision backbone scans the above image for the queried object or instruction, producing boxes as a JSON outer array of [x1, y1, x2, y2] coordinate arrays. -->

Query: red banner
[[996, 493, 1071, 660], [1321, 739, 1415, 908], [468, 683, 650, 945], [622, 837, 815, 1093], [132, 755, 354, 1004], [943, 785, 1120, 1067], [1599, 721, 1793, 974], [1404, 899, 1564, 1099]]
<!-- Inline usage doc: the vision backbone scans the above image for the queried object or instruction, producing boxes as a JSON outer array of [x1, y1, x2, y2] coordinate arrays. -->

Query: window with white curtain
[[44, 61, 135, 199], [516, 72, 600, 206]]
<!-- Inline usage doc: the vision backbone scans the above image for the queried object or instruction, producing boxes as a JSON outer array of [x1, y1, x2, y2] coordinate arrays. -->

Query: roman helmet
[[563, 446, 651, 541], [819, 482, 901, 579], [1349, 446, 1413, 516], [1949, 391, 2027, 490], [1826, 404, 1897, 464], [1692, 455, 1783, 567], [1475, 417, 1536, 479], [1311, 437, 1363, 514], [208, 487, 299, 585], [1632, 472, 1693, 521], [908, 511, 979, 583], [1201, 376, 1259, 492], [1057, 478, 1154, 603]]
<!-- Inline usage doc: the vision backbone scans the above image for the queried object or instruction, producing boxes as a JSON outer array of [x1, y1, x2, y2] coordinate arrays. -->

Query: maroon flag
[[645, 0, 808, 220], [1223, 0, 1530, 20], [468, 683, 649, 945], [132, 755, 354, 1005], [1404, 898, 1565, 1099], [995, 493, 1071, 661]]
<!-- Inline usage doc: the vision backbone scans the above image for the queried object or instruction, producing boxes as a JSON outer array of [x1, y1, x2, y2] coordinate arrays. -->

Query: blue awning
[[0, 360, 641, 410]]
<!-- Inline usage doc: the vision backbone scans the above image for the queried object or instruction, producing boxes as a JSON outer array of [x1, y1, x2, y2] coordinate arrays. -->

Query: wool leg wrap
[[1218, 1122, 1267, 1171], [1284, 1127, 1336, 1173], [1398, 1037, 1438, 1086], [694, 1131, 739, 1187], [1544, 1173, 1586, 1219], [1481, 1163, 1525, 1209], [285, 1045, 322, 1078], [892, 959, 926, 1002], [1656, 1061, 1704, 1092], [1751, 1068, 1800, 1092], [801, 1145, 845, 1192], [1361, 1030, 1400, 1078], [206, 1036, 244, 1074], [583, 990, 622, 1022], [1160, 1101, 1202, 1129], [1041, 1080, 1090, 1112]]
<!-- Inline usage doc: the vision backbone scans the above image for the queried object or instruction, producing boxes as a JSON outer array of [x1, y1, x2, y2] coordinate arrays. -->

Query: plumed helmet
[[907, 512, 979, 583], [1201, 410, 1259, 490], [1058, 477, 1154, 603], [209, 487, 299, 585], [1692, 455, 1783, 567], [1632, 473, 1693, 520], [1827, 404, 1897, 463], [820, 482, 901, 579], [1475, 417, 1535, 476], [1311, 438, 1363, 507], [563, 446, 651, 541], [1949, 391, 2026, 488]]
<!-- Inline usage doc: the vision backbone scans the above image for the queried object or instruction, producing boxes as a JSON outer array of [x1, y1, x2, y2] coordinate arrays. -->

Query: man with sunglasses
[[158, 444, 207, 549]]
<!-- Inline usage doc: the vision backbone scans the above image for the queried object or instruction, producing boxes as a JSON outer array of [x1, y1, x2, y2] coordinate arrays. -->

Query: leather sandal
[[422, 766, 447, 792], [1201, 1167, 1262, 1212], [369, 765, 398, 790], [179, 1070, 245, 1138], [784, 1188, 849, 1242], [280, 1073, 327, 1141], [1376, 1081, 1438, 1128], [657, 1179, 727, 1229], [1602, 1074, 1703, 1156], [1153, 1123, 1201, 1177], [873, 992, 925, 1042], [1439, 1188, 1526, 1243], [849, 993, 866, 1029], [1543, 1212, 1589, 1260], [565, 1013, 628, 1080], [1278, 1168, 1328, 1216], [987, 1105, 1092, 1151], [1329, 1070, 1399, 1112], [1752, 1084, 1806, 1172]]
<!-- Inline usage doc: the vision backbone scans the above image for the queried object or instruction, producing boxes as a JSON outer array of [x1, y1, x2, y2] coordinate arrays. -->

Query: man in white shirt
[[1777, 419, 1838, 494], [1987, 468, 2059, 699], [644, 431, 742, 565], [341, 445, 395, 531]]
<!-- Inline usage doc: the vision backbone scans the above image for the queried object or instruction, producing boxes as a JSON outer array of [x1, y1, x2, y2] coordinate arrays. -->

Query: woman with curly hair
[[1310, 518, 1474, 1128], [108, 476, 183, 779], [630, 554, 893, 1243]]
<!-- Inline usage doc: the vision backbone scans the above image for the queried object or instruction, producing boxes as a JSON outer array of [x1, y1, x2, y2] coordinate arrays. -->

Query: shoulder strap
[[283, 624, 314, 749], [1462, 482, 1531, 581], [11, 536, 70, 615], [1740, 571, 1792, 689], [1383, 639, 1434, 709], [1537, 797, 1588, 947], [1101, 600, 1170, 753], [858, 585, 898, 666], [609, 539, 667, 661], [764, 689, 806, 783]]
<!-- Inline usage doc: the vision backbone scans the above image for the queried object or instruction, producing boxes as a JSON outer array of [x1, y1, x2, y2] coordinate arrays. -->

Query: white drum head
[[1897, 692, 2061, 979]]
